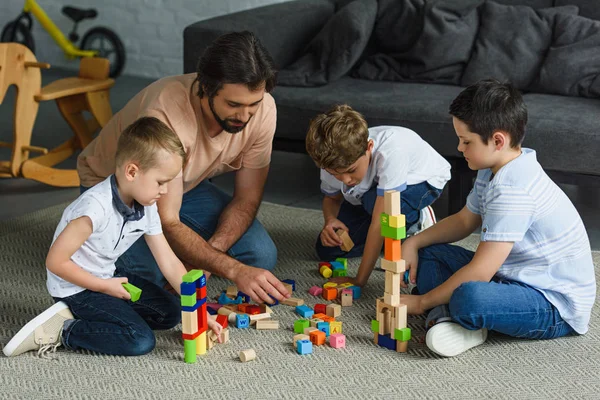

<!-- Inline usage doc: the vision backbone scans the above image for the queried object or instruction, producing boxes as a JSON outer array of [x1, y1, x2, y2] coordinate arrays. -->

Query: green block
[[181, 293, 197, 307], [121, 282, 142, 302], [335, 257, 348, 269], [294, 319, 310, 334], [371, 320, 379, 333], [381, 224, 406, 240], [394, 327, 412, 342], [380, 213, 390, 228], [184, 339, 197, 364], [332, 269, 347, 277], [182, 269, 204, 283]]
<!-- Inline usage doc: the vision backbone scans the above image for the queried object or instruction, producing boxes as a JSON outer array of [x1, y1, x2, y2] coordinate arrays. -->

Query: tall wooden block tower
[[180, 269, 208, 363], [372, 190, 411, 352]]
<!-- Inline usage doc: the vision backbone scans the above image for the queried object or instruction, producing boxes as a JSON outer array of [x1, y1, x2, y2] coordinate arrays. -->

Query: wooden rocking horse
[[0, 43, 114, 187]]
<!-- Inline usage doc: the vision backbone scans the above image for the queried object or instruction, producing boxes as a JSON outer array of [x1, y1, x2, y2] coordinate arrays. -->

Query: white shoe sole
[[426, 322, 487, 357], [2, 301, 70, 357]]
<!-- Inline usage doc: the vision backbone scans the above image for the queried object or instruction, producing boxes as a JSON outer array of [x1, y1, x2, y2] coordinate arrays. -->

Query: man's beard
[[208, 97, 250, 134]]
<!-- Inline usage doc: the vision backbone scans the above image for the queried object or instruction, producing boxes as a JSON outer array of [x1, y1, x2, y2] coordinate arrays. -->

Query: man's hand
[[320, 218, 348, 247], [400, 294, 426, 315], [401, 238, 420, 288], [231, 265, 290, 304], [100, 277, 131, 300]]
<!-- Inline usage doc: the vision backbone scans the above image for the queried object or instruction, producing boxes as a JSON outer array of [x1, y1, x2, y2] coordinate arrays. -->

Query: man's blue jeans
[[315, 182, 442, 260], [82, 180, 277, 287], [417, 243, 576, 339], [55, 268, 180, 356]]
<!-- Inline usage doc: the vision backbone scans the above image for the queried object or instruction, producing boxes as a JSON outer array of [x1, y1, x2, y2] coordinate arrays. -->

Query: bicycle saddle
[[61, 6, 97, 23]]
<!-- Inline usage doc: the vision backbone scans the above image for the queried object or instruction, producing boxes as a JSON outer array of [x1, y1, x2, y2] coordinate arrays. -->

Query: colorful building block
[[378, 334, 396, 351], [294, 319, 310, 334], [319, 265, 332, 278], [309, 329, 326, 346], [330, 321, 342, 334], [282, 279, 296, 291], [394, 327, 412, 342], [297, 339, 313, 355], [317, 322, 330, 337], [184, 339, 196, 363], [216, 314, 228, 329], [293, 334, 310, 349], [371, 320, 380, 333], [348, 285, 361, 299], [295, 305, 314, 318], [180, 293, 197, 307], [389, 214, 405, 228], [381, 224, 406, 240], [180, 281, 196, 296], [182, 269, 204, 283], [196, 331, 207, 355], [323, 287, 337, 301], [329, 333, 346, 348], [330, 261, 344, 270], [314, 304, 327, 314], [384, 237, 401, 261], [332, 269, 347, 277], [236, 314, 250, 329], [237, 291, 250, 303], [335, 258, 348, 269], [323, 282, 338, 289], [181, 297, 205, 312], [309, 286, 323, 296]]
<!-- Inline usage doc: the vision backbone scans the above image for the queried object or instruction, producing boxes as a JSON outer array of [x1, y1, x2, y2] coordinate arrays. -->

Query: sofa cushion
[[554, 0, 600, 21], [277, 0, 377, 86], [461, 2, 578, 89]]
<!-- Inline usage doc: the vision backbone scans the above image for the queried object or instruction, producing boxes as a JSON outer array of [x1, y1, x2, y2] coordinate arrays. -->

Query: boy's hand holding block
[[122, 282, 142, 302], [336, 229, 354, 252]]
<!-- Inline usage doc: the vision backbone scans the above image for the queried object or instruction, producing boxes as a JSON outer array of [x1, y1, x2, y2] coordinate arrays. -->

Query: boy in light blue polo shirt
[[400, 79, 596, 357]]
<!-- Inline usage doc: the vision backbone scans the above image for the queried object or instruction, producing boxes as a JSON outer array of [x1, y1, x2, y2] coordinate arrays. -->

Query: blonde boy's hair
[[305, 105, 369, 171], [115, 117, 186, 170]]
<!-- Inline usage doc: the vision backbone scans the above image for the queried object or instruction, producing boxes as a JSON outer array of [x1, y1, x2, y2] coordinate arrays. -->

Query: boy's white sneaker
[[3, 301, 73, 358], [426, 322, 488, 357], [407, 206, 437, 236]]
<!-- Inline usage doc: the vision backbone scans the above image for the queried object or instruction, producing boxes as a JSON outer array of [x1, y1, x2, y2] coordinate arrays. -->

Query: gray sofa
[[184, 0, 600, 214]]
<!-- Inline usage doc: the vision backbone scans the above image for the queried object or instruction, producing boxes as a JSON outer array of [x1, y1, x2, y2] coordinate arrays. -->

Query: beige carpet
[[0, 202, 599, 399]]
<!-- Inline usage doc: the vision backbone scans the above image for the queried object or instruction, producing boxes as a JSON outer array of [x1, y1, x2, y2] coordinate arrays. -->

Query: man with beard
[[77, 31, 290, 304]]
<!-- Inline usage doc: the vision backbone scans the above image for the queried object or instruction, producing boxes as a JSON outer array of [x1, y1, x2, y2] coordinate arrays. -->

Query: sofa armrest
[[183, 0, 335, 74]]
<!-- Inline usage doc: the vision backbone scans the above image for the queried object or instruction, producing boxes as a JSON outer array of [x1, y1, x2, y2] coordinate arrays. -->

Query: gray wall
[[1, 0, 293, 78]]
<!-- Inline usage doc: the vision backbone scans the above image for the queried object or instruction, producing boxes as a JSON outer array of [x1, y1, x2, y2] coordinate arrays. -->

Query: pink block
[[341, 289, 353, 297], [330, 333, 346, 348], [309, 286, 323, 296]]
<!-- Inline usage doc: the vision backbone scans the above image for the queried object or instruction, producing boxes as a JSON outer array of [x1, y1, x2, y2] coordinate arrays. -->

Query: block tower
[[181, 269, 208, 363], [371, 190, 411, 352]]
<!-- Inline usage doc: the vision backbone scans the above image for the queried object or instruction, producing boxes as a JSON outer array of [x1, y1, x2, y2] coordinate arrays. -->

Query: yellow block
[[196, 331, 207, 355], [323, 282, 338, 289], [389, 214, 405, 228], [330, 321, 342, 334]]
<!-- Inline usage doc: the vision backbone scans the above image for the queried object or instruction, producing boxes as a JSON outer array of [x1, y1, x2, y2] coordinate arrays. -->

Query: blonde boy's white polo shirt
[[46, 176, 162, 298]]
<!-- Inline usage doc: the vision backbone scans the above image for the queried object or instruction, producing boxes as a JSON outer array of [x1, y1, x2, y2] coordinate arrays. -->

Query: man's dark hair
[[195, 31, 277, 98], [449, 79, 528, 147]]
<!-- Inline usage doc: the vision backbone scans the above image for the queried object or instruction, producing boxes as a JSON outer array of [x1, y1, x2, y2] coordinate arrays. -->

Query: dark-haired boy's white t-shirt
[[467, 148, 595, 334], [320, 126, 451, 205], [46, 176, 163, 298]]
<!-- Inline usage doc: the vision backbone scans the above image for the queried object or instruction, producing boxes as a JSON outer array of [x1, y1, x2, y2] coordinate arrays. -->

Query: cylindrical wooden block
[[184, 339, 196, 364], [239, 349, 256, 362]]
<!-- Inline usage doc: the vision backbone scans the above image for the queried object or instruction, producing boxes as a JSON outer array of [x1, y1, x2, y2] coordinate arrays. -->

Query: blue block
[[237, 291, 250, 303], [181, 297, 206, 312], [268, 294, 279, 306], [282, 279, 296, 291], [218, 292, 242, 305], [197, 274, 206, 288], [378, 334, 396, 351], [403, 270, 410, 285], [317, 322, 330, 337], [207, 306, 217, 315], [330, 261, 345, 271], [297, 339, 313, 355], [295, 305, 314, 318], [236, 314, 250, 329], [180, 282, 196, 296], [348, 286, 361, 300]]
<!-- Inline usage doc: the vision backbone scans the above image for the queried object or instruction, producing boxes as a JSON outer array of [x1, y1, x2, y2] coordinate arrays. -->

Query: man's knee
[[252, 237, 278, 271]]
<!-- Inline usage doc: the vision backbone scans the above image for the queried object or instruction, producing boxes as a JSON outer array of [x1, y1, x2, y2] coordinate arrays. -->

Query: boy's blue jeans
[[315, 182, 441, 260], [54, 268, 180, 356], [82, 180, 277, 287], [417, 243, 576, 339]]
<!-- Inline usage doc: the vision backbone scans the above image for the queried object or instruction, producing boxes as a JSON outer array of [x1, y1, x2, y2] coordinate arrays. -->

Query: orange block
[[384, 238, 401, 261], [323, 287, 337, 301], [309, 329, 326, 346]]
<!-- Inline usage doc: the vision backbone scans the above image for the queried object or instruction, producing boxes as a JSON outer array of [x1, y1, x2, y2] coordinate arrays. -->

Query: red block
[[182, 330, 201, 340], [197, 286, 207, 300], [216, 314, 228, 329], [197, 303, 208, 333], [314, 304, 327, 314], [246, 305, 261, 315]]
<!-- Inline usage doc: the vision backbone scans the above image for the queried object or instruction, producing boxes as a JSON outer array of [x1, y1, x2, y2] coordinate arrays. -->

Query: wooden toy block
[[314, 304, 327, 314], [245, 305, 261, 315], [335, 258, 348, 269], [184, 339, 196, 364], [196, 331, 207, 355], [391, 304, 408, 330], [374, 332, 379, 345], [182, 269, 204, 283], [236, 314, 250, 329], [121, 282, 142, 302], [283, 283, 294, 295], [330, 321, 342, 334], [384, 190, 401, 215], [336, 229, 354, 252], [329, 333, 346, 349], [294, 319, 310, 334], [384, 293, 400, 307], [389, 214, 406, 228], [385, 271, 401, 295], [381, 258, 406, 274], [394, 327, 412, 342], [339, 282, 353, 288], [182, 310, 198, 335], [371, 320, 380, 333], [310, 318, 324, 328], [293, 334, 310, 349], [182, 330, 202, 340], [180, 281, 196, 296], [297, 339, 313, 355], [282, 279, 296, 291], [181, 293, 197, 307], [332, 269, 347, 277], [304, 327, 318, 335], [215, 314, 228, 329], [281, 297, 304, 307], [341, 289, 353, 307], [320, 315, 335, 323], [396, 340, 408, 353], [197, 286, 207, 300], [384, 238, 401, 261], [377, 309, 392, 335], [220, 328, 230, 344], [256, 320, 279, 330], [226, 285, 238, 298], [309, 286, 323, 296], [378, 333, 396, 351], [309, 329, 326, 346], [323, 287, 337, 301], [316, 321, 330, 337], [239, 349, 256, 362], [207, 331, 216, 350], [380, 212, 390, 228], [295, 305, 314, 318], [217, 307, 238, 324], [249, 313, 272, 324], [259, 304, 273, 314], [348, 285, 361, 299], [381, 224, 407, 240], [323, 282, 338, 289], [330, 261, 344, 270], [319, 265, 333, 279], [326, 304, 342, 318]]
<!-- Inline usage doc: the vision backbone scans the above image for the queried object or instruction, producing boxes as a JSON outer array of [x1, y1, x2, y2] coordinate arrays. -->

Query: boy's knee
[[448, 281, 488, 330], [127, 327, 156, 356], [160, 295, 182, 329]]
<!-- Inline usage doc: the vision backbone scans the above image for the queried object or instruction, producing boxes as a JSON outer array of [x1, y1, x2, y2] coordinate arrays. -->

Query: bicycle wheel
[[81, 27, 126, 78], [1, 21, 35, 53]]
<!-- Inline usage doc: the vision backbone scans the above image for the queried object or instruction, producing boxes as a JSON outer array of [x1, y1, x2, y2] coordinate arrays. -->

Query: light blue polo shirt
[[467, 148, 595, 334]]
